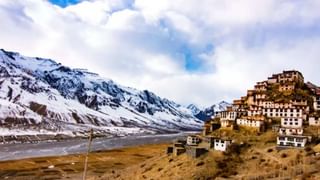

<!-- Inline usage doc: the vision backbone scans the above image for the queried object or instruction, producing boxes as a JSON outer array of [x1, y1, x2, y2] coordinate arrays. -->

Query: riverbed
[[0, 132, 197, 161]]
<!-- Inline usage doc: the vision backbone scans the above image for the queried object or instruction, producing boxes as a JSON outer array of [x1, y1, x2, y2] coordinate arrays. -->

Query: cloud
[[0, 0, 320, 106]]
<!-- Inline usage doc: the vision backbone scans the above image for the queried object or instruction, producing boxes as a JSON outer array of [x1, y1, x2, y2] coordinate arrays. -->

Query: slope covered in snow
[[0, 49, 202, 139], [187, 101, 231, 121]]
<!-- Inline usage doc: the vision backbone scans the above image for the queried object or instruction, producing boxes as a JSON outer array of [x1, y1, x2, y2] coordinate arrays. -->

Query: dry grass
[[0, 144, 168, 180], [98, 150, 224, 180]]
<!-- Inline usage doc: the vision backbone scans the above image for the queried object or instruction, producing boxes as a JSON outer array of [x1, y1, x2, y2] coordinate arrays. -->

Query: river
[[0, 132, 198, 161]]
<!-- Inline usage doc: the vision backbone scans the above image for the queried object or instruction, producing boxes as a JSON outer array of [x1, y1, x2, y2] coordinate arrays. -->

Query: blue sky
[[1, 0, 320, 106], [49, 0, 82, 7]]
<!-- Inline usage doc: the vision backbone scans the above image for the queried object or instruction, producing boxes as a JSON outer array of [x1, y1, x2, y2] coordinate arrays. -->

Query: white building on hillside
[[309, 116, 320, 126], [220, 111, 237, 121], [281, 117, 303, 128], [220, 110, 237, 129], [277, 135, 308, 148], [214, 138, 232, 152], [262, 108, 303, 118], [279, 128, 304, 135], [187, 136, 200, 146], [236, 116, 265, 132], [279, 117, 304, 135]]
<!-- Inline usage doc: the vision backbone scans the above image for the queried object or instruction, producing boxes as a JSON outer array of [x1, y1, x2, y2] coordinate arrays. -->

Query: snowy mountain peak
[[0, 49, 202, 137], [186, 104, 202, 115], [191, 101, 231, 121]]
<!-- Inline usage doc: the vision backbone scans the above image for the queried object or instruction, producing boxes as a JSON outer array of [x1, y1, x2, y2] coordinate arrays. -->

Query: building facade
[[309, 116, 320, 126], [187, 136, 200, 146], [277, 135, 308, 148], [214, 139, 232, 152], [236, 117, 265, 132], [262, 108, 303, 118]]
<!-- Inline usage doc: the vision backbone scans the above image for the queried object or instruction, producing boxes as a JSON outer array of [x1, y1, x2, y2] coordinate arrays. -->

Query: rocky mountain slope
[[0, 49, 202, 139]]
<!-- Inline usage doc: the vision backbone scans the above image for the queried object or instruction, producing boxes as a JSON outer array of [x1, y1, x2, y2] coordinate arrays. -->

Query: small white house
[[187, 136, 200, 146], [277, 135, 308, 148], [309, 116, 320, 126], [214, 139, 232, 152]]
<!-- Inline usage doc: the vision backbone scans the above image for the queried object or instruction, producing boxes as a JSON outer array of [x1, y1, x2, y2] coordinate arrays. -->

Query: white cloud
[[0, 0, 320, 107]]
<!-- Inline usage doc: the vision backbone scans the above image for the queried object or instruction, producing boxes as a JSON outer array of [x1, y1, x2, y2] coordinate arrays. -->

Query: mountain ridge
[[0, 49, 202, 140]]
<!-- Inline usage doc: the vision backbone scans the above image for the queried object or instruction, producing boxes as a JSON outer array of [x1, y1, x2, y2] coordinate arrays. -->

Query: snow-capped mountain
[[0, 49, 202, 138], [186, 104, 202, 115], [188, 101, 231, 121]]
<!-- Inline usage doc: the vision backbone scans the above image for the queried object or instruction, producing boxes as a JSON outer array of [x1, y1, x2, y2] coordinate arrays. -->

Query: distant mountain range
[[187, 101, 231, 121], [0, 49, 203, 138]]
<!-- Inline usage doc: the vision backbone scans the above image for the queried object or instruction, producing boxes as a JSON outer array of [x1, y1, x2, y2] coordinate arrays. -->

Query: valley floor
[[0, 143, 168, 180], [1, 131, 320, 180], [0, 132, 196, 161]]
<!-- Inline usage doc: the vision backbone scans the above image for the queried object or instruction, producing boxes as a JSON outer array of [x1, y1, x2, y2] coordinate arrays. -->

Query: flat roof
[[277, 135, 308, 138]]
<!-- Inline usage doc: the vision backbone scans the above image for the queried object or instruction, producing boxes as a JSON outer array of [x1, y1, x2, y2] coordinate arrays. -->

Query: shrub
[[267, 148, 273, 153], [281, 153, 287, 158]]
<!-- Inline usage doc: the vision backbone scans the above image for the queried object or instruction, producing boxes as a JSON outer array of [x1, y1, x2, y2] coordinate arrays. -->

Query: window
[[296, 138, 304, 142], [288, 137, 294, 141]]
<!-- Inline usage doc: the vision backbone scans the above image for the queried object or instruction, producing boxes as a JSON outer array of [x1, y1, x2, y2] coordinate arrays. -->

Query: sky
[[0, 0, 320, 107]]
